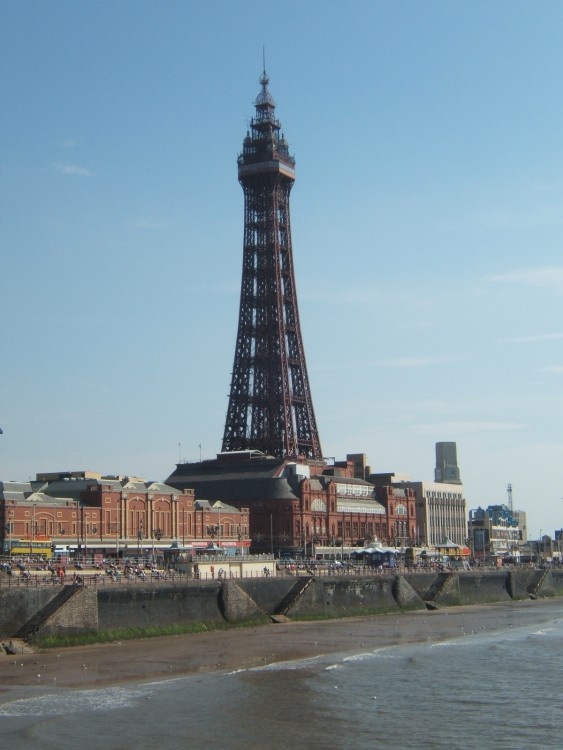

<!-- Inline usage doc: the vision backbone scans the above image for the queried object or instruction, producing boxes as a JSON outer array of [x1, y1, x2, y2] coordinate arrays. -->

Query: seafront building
[[0, 473, 250, 559], [168, 451, 417, 555], [468, 504, 522, 561], [511, 508, 528, 544], [369, 472, 467, 548]]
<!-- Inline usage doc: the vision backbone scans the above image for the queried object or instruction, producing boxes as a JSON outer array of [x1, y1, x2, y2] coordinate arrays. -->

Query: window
[[312, 498, 327, 512]]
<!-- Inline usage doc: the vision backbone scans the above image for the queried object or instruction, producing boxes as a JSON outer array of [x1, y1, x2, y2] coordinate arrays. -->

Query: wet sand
[[0, 598, 560, 691]]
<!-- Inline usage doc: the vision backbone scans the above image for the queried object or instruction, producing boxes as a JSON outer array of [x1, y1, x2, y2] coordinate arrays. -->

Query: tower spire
[[222, 72, 322, 461]]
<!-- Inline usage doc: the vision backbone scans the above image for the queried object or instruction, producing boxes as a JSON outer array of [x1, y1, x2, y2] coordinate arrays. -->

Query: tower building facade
[[434, 441, 462, 485], [221, 70, 322, 461]]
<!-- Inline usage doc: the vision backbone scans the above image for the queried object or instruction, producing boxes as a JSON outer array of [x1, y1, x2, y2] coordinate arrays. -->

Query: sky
[[2, 1, 563, 540]]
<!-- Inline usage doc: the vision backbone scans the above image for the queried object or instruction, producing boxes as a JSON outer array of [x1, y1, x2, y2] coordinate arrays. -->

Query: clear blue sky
[[2, 1, 563, 540]]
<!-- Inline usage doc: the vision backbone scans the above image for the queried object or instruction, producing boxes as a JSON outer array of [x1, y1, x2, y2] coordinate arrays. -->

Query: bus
[[313, 546, 358, 562], [2, 538, 53, 559]]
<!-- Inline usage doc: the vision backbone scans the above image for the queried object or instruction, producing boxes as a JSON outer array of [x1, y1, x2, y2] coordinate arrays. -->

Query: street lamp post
[[270, 514, 274, 556], [76, 501, 80, 561], [115, 500, 120, 560], [207, 524, 219, 541], [31, 503, 37, 557], [8, 511, 13, 556]]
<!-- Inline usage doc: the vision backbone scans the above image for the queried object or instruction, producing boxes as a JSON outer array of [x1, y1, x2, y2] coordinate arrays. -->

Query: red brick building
[[0, 474, 249, 558], [167, 451, 416, 555], [373, 485, 417, 547]]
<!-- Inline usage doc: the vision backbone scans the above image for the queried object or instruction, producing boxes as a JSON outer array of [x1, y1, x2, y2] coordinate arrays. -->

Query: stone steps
[[1, 637, 36, 655]]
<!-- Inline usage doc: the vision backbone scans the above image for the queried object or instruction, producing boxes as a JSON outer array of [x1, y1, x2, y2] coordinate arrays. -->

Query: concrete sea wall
[[97, 583, 227, 631], [1, 569, 562, 641]]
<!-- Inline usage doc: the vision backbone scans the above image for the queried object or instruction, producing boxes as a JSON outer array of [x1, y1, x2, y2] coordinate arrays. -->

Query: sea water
[[1, 600, 562, 750]]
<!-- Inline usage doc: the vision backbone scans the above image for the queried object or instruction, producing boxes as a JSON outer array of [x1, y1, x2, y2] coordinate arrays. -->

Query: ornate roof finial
[[255, 47, 275, 108]]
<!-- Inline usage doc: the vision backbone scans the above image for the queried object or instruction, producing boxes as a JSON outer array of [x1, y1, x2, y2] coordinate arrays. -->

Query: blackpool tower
[[221, 70, 322, 461]]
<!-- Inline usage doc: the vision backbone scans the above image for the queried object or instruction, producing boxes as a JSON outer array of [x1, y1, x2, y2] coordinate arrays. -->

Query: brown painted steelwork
[[222, 71, 322, 460]]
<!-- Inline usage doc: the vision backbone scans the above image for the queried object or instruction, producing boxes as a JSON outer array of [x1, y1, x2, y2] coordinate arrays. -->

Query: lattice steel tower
[[222, 70, 322, 460]]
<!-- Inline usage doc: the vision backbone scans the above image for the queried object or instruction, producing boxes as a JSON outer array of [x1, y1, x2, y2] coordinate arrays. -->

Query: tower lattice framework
[[222, 70, 322, 461]]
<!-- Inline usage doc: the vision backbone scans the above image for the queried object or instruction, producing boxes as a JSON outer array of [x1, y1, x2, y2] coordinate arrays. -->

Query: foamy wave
[[248, 655, 323, 672], [342, 652, 375, 663], [0, 686, 147, 717]]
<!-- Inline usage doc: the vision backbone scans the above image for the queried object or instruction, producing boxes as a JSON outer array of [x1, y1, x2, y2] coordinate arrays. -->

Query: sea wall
[[549, 570, 563, 595], [1, 569, 562, 640], [236, 577, 300, 614], [97, 583, 226, 631], [0, 588, 61, 637]]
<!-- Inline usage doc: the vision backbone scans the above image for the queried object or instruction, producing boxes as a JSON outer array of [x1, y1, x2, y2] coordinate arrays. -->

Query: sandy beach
[[0, 598, 560, 691]]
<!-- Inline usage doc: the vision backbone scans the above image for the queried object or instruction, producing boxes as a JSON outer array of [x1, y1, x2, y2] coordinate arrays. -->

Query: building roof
[[40, 478, 100, 499], [0, 480, 43, 502], [145, 481, 181, 494], [166, 456, 301, 503], [22, 491, 75, 508], [194, 499, 241, 513]]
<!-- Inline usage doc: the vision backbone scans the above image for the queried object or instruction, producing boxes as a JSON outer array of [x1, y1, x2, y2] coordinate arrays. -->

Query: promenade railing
[[1, 560, 549, 588]]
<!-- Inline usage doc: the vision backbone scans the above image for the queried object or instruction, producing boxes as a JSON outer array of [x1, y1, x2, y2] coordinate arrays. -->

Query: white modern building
[[369, 473, 467, 547]]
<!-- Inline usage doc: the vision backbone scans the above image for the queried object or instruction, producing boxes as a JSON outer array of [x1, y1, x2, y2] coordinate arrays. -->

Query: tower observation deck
[[221, 70, 322, 461]]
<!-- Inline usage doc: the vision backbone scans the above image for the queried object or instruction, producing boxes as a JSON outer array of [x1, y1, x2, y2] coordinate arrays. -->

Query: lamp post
[[207, 524, 219, 544], [270, 514, 274, 556], [76, 501, 80, 561], [153, 527, 163, 564], [8, 510, 13, 557], [31, 503, 37, 557], [115, 499, 120, 560], [312, 534, 321, 559]]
